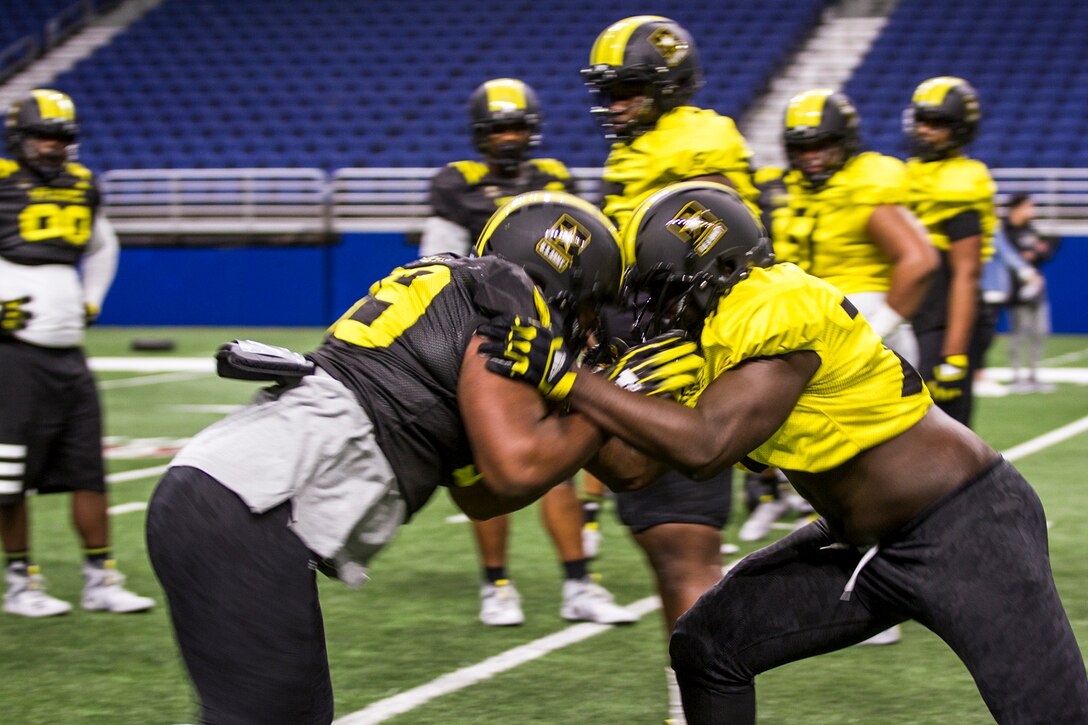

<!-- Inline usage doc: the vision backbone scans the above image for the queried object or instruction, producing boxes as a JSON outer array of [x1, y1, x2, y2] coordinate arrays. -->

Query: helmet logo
[[648, 27, 689, 67], [536, 213, 591, 273], [666, 201, 727, 256]]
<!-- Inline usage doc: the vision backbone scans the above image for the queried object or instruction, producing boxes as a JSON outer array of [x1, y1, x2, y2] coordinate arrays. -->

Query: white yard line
[[99, 371, 211, 389], [334, 412, 1088, 724]]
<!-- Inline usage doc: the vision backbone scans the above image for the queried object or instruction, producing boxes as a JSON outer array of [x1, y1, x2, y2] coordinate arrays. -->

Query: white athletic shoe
[[738, 499, 790, 542], [81, 561, 155, 613], [560, 577, 637, 624], [855, 624, 902, 646], [479, 579, 524, 626], [4, 564, 72, 618], [582, 522, 602, 559]]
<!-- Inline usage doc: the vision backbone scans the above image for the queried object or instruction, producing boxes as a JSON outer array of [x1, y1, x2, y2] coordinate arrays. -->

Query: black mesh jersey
[[429, 158, 574, 241], [0, 158, 100, 266], [307, 254, 543, 517]]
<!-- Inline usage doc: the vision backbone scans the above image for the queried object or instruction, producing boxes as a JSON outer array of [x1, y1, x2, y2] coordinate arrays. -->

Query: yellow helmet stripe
[[484, 78, 527, 113], [589, 15, 668, 66], [913, 76, 962, 106], [30, 89, 75, 121], [785, 89, 834, 129]]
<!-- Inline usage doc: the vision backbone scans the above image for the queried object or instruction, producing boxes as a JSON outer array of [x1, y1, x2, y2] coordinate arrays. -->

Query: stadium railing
[[100, 167, 1088, 239]]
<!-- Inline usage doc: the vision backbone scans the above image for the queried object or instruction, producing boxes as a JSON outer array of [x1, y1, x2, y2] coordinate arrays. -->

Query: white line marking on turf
[[980, 367, 1088, 384], [99, 371, 210, 389], [333, 596, 661, 725], [335, 412, 1088, 724], [107, 465, 169, 484], [90, 357, 214, 373], [109, 502, 147, 515], [169, 404, 243, 414], [1040, 347, 1088, 366]]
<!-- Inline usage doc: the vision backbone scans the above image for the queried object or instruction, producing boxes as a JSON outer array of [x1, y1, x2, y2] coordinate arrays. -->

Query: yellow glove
[[607, 332, 703, 398], [927, 354, 968, 402], [478, 314, 576, 401], [0, 296, 32, 334]]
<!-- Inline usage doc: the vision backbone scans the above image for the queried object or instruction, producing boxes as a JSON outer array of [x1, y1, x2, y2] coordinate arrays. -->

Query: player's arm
[[569, 351, 818, 480], [867, 204, 938, 326], [419, 169, 473, 257], [584, 436, 669, 492], [79, 214, 120, 323], [452, 335, 605, 520], [419, 216, 471, 257], [941, 211, 984, 358]]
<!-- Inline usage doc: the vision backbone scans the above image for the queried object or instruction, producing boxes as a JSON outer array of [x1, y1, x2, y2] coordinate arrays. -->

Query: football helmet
[[469, 78, 542, 174], [6, 89, 78, 176], [581, 16, 703, 141], [904, 76, 980, 161], [476, 191, 626, 352], [623, 181, 774, 338], [783, 89, 860, 186]]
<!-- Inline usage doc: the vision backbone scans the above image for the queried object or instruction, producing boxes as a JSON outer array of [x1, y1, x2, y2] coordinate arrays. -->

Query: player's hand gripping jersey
[[774, 152, 910, 296], [689, 263, 932, 472], [600, 107, 759, 230]]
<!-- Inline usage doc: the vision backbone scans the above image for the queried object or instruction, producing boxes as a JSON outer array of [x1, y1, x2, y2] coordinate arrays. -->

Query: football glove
[[927, 354, 968, 402], [84, 302, 100, 327], [479, 315, 576, 401], [606, 332, 703, 398], [0, 296, 32, 334]]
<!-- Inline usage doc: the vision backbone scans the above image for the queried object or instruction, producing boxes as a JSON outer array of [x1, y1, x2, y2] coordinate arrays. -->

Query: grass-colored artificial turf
[[0, 327, 1085, 724]]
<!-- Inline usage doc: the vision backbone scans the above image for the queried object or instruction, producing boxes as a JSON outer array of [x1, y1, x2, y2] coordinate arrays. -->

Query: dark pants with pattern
[[146, 466, 334, 725], [670, 459, 1088, 724]]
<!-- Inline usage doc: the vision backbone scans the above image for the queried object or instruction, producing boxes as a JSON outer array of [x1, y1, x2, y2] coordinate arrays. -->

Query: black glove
[[0, 296, 32, 334], [478, 314, 576, 401], [927, 354, 968, 402], [606, 332, 703, 398]]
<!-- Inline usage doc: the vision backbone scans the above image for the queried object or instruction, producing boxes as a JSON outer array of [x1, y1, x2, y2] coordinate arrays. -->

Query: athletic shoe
[[479, 579, 524, 626], [4, 564, 72, 618], [855, 624, 902, 646], [582, 522, 602, 559], [737, 499, 790, 542], [81, 561, 155, 613], [560, 577, 637, 624]]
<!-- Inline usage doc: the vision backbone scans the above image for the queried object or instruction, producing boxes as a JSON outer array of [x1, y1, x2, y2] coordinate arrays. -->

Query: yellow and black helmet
[[904, 76, 980, 161], [5, 89, 78, 174], [623, 181, 773, 338], [476, 191, 626, 345], [468, 78, 542, 172], [581, 16, 703, 140], [783, 89, 861, 186]]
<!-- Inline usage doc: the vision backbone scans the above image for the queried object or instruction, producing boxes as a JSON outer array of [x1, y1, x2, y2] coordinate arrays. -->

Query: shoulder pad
[[449, 160, 489, 185], [529, 158, 571, 179], [65, 163, 94, 180], [0, 158, 20, 178], [841, 153, 908, 204], [929, 158, 996, 202]]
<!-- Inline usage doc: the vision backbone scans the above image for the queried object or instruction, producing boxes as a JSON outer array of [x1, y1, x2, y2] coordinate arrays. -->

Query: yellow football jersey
[[601, 106, 759, 231], [905, 155, 996, 261], [689, 263, 932, 472], [774, 152, 909, 295]]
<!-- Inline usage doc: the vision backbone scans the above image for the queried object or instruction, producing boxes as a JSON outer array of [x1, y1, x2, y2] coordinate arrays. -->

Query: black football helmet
[[783, 89, 860, 186], [581, 16, 703, 141], [623, 181, 774, 339], [475, 190, 626, 352], [469, 78, 542, 174], [904, 76, 980, 162], [6, 89, 78, 176]]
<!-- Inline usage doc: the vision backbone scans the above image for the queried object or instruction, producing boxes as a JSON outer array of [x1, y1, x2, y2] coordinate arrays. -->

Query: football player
[[145, 192, 653, 724], [903, 77, 997, 427], [0, 89, 154, 617], [418, 78, 574, 257], [581, 17, 759, 720], [483, 182, 1088, 725]]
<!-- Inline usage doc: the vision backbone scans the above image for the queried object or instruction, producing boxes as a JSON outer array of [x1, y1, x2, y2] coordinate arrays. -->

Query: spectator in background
[[419, 78, 633, 628], [0, 90, 154, 617], [903, 77, 997, 429], [1004, 192, 1060, 393]]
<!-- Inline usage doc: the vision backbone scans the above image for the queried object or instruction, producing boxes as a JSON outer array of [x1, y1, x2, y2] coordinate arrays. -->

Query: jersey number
[[18, 203, 92, 245], [331, 264, 452, 349]]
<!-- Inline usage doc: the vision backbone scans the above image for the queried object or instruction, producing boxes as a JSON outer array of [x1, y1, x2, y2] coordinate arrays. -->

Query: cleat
[[855, 624, 902, 646], [738, 499, 790, 542], [582, 522, 602, 559], [81, 561, 155, 613], [560, 577, 637, 624], [4, 564, 72, 618], [479, 579, 524, 626]]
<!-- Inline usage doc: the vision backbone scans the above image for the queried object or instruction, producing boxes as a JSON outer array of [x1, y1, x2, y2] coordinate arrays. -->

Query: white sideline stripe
[[90, 357, 214, 373], [99, 371, 210, 389], [981, 367, 1088, 384], [107, 465, 169, 484], [333, 596, 662, 725], [336, 412, 1088, 724], [109, 502, 147, 515]]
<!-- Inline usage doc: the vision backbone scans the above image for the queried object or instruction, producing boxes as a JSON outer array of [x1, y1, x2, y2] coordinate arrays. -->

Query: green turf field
[[2, 327, 1086, 724]]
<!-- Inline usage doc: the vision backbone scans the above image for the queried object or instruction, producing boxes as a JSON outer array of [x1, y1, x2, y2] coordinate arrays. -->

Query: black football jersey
[[0, 158, 100, 266], [307, 254, 543, 516], [429, 158, 574, 241]]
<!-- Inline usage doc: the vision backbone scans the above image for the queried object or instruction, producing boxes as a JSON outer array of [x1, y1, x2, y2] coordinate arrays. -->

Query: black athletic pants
[[671, 458, 1088, 724]]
